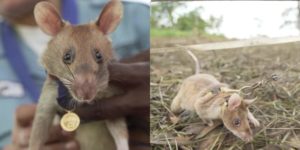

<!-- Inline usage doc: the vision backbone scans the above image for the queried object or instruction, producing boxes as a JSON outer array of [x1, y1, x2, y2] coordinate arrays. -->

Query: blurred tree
[[297, 0, 300, 33], [175, 7, 222, 33], [151, 5, 160, 28], [151, 2, 223, 37], [151, 2, 185, 28], [207, 16, 223, 32], [175, 7, 206, 31], [281, 1, 300, 35]]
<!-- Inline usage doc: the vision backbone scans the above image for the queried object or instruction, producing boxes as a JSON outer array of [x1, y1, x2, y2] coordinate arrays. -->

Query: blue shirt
[[0, 0, 149, 147]]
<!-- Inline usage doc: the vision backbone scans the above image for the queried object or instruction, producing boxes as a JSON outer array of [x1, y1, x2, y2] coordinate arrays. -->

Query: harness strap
[[1, 0, 78, 102]]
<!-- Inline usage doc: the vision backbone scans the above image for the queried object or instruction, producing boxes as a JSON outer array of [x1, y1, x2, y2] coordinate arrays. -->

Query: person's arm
[[4, 104, 80, 150], [120, 49, 149, 63]]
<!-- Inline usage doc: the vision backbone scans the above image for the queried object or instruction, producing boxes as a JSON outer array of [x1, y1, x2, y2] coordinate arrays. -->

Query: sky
[[156, 1, 300, 39]]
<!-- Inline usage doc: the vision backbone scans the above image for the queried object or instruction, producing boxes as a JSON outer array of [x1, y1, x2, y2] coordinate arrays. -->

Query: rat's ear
[[96, 0, 123, 35], [228, 93, 241, 111], [34, 1, 64, 36]]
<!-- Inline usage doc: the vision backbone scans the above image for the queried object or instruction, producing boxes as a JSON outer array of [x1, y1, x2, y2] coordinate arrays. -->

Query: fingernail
[[62, 130, 72, 136], [63, 131, 76, 139], [66, 141, 77, 149], [19, 130, 29, 146]]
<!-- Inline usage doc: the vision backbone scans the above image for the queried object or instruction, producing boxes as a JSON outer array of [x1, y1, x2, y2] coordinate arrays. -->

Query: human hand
[[74, 50, 150, 149], [3, 104, 80, 150], [76, 61, 150, 121]]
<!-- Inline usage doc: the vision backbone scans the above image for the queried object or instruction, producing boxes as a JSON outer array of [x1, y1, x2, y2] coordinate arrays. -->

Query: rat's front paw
[[250, 118, 260, 127], [207, 121, 214, 127], [202, 119, 214, 127], [252, 120, 260, 127]]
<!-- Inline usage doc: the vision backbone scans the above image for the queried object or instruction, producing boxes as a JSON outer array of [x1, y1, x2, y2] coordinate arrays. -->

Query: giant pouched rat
[[29, 1, 128, 150], [170, 50, 260, 142]]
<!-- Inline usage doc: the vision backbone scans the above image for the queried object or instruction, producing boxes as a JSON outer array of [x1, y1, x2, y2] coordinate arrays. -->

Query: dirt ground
[[150, 37, 300, 150]]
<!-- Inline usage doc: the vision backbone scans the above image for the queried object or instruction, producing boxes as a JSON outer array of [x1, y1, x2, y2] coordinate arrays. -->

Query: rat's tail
[[186, 49, 200, 74]]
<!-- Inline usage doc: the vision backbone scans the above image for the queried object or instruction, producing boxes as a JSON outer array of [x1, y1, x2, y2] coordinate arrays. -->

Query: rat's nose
[[240, 130, 253, 142], [243, 136, 253, 143], [73, 74, 97, 101], [76, 87, 95, 101]]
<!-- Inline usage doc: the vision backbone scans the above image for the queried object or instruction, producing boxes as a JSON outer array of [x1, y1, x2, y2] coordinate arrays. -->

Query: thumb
[[95, 87, 149, 119], [75, 93, 129, 121], [16, 104, 36, 127], [94, 93, 130, 119]]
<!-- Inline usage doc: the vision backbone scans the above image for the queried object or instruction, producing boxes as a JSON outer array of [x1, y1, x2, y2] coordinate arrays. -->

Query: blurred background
[[151, 1, 300, 47]]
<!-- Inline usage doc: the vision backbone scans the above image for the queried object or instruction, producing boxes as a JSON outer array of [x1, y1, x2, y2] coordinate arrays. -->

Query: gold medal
[[60, 111, 80, 132]]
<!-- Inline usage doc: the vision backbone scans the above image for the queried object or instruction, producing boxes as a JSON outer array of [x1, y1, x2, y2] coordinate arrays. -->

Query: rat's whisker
[[61, 78, 72, 84], [51, 44, 76, 82], [65, 65, 76, 81]]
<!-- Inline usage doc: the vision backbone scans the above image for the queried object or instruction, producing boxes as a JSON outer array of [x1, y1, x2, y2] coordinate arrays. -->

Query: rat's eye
[[94, 50, 103, 63], [233, 118, 241, 127], [63, 49, 74, 64]]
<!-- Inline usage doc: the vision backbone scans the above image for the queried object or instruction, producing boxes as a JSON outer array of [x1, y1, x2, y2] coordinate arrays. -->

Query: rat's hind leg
[[170, 95, 183, 114], [171, 82, 189, 114], [105, 118, 129, 150]]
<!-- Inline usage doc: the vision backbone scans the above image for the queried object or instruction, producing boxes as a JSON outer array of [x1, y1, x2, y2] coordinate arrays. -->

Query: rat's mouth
[[71, 90, 97, 103], [71, 80, 98, 102], [240, 136, 253, 142], [64, 76, 108, 104], [233, 131, 253, 142]]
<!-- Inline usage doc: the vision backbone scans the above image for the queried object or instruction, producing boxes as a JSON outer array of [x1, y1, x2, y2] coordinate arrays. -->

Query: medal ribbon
[[1, 0, 78, 102]]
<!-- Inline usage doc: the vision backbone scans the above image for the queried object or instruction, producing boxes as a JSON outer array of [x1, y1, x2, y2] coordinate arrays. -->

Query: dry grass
[[150, 41, 300, 150]]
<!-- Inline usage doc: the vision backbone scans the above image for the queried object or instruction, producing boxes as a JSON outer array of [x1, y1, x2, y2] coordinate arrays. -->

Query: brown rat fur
[[171, 51, 260, 142], [29, 1, 128, 150], [42, 24, 114, 102]]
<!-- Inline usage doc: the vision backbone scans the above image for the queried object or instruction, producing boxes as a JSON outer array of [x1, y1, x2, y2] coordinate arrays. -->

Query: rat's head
[[34, 1, 123, 103], [221, 93, 255, 142]]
